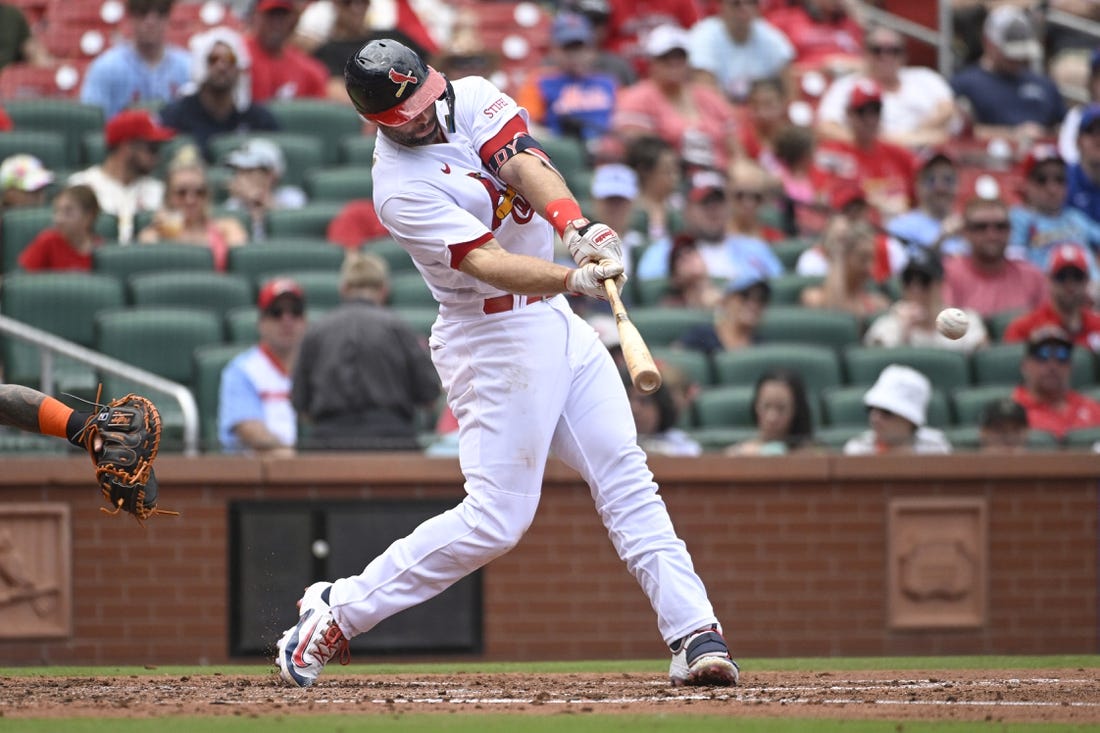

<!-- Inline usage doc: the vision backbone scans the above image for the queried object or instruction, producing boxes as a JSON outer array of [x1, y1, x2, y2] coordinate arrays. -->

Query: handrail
[[853, 2, 954, 78], [0, 314, 200, 456]]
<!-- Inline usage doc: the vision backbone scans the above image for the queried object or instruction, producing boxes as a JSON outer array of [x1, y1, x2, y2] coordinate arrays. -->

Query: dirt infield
[[2, 668, 1099, 723]]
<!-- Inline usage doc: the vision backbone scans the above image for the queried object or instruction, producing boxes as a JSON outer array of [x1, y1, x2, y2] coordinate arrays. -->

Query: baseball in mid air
[[935, 308, 969, 340]]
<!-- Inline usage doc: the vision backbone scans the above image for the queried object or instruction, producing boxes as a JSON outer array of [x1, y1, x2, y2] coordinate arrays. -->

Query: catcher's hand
[[564, 220, 624, 268], [77, 394, 177, 524]]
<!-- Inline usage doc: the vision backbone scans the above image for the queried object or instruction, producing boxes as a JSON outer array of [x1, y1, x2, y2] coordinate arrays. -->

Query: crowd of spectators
[[3, 0, 1100, 454]]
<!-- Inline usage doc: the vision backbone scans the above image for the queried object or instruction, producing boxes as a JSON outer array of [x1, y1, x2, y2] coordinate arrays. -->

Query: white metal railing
[[0, 314, 200, 456]]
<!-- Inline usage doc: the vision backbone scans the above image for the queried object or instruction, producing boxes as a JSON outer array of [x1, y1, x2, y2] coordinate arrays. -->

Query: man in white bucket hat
[[843, 364, 952, 455]]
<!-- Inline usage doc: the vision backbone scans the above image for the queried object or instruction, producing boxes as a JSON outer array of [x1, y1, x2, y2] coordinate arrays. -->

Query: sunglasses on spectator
[[902, 272, 933, 288], [1029, 343, 1072, 363], [867, 406, 903, 419], [966, 219, 1010, 232], [867, 45, 905, 57], [853, 103, 882, 117], [921, 173, 956, 187], [732, 190, 764, 203], [207, 51, 237, 66], [1053, 268, 1088, 284], [264, 303, 305, 319], [171, 186, 208, 199], [1030, 172, 1067, 186]]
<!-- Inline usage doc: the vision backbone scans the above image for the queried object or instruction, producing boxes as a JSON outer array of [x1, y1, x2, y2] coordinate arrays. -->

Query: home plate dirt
[[2, 669, 1098, 723]]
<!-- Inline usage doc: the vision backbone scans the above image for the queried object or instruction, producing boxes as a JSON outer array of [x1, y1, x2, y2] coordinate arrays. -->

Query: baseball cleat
[[275, 581, 350, 687], [668, 624, 739, 687]]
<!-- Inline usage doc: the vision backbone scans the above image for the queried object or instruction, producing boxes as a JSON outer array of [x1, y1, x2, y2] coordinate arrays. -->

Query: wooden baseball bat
[[603, 279, 662, 395]]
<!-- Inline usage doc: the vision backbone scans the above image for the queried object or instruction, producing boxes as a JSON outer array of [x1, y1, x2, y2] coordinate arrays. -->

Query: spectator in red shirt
[[602, 0, 703, 75], [764, 0, 862, 76], [1004, 243, 1100, 352], [942, 196, 1047, 318], [1012, 324, 1100, 440], [18, 185, 102, 272], [326, 198, 389, 249], [814, 79, 917, 220], [247, 0, 328, 102]]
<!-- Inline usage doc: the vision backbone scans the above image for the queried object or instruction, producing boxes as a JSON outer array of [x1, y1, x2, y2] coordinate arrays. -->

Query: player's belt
[[482, 294, 546, 315]]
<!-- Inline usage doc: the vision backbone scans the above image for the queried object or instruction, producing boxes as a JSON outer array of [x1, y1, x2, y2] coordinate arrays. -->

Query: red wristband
[[545, 198, 585, 237]]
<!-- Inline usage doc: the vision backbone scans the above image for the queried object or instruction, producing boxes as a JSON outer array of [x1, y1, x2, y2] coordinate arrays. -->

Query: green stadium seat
[[225, 306, 259, 345], [972, 342, 1095, 388], [0, 130, 68, 170], [209, 133, 325, 189], [694, 385, 755, 428], [633, 278, 670, 307], [266, 202, 344, 238], [225, 240, 346, 283], [339, 134, 376, 165], [270, 270, 342, 310], [757, 306, 861, 350], [649, 346, 714, 386], [943, 425, 981, 451], [362, 236, 416, 273], [713, 343, 842, 394], [768, 274, 823, 305], [388, 271, 436, 307], [629, 307, 712, 348], [539, 134, 590, 194], [305, 166, 373, 203], [0, 272, 125, 393], [92, 242, 215, 282], [951, 385, 1015, 425], [1063, 426, 1100, 448], [814, 424, 863, 451], [4, 99, 104, 167], [4, 208, 118, 274], [686, 426, 756, 452], [266, 99, 363, 165], [843, 345, 970, 392], [771, 238, 812, 271], [821, 385, 952, 428], [193, 343, 248, 452], [393, 306, 438, 340], [985, 308, 1026, 341], [128, 271, 254, 318]]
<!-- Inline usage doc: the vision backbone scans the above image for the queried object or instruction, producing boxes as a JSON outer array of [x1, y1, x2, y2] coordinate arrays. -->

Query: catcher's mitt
[[77, 394, 177, 523]]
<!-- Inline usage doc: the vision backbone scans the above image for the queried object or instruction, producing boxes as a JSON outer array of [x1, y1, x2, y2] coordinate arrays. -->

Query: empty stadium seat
[[193, 343, 248, 452], [985, 308, 1025, 341], [686, 426, 756, 452], [0, 130, 68, 170], [92, 242, 215, 281], [713, 343, 842, 394], [274, 270, 342, 310], [693, 385, 755, 428], [266, 202, 345, 238], [843, 345, 971, 392], [128, 271, 254, 318], [339, 134, 376, 165], [649, 346, 715, 387], [387, 271, 437, 307], [771, 238, 813, 270], [821, 385, 952, 428], [814, 424, 864, 450], [0, 272, 125, 392], [1063, 426, 1100, 449], [393, 306, 438, 340], [362, 236, 416, 273], [209, 133, 325, 189], [756, 306, 861, 350], [629, 307, 712, 347], [266, 99, 363, 165], [4, 99, 104, 167], [951, 385, 1015, 425], [767, 274, 823, 305], [225, 240, 346, 283], [632, 278, 670, 307], [0, 61, 88, 100], [539, 134, 590, 194], [224, 306, 258, 345], [305, 166, 373, 203]]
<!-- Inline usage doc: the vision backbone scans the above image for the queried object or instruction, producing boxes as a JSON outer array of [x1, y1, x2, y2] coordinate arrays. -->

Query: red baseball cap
[[830, 181, 867, 210], [105, 110, 175, 147], [847, 79, 882, 111], [256, 0, 295, 12], [258, 277, 305, 310], [1020, 143, 1064, 178], [1047, 243, 1089, 276]]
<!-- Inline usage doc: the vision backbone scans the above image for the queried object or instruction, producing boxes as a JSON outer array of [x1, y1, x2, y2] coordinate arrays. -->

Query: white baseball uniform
[[326, 76, 720, 646]]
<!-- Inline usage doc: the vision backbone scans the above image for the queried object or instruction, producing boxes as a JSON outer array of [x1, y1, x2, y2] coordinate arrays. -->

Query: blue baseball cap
[[1079, 104, 1100, 134], [551, 12, 594, 46]]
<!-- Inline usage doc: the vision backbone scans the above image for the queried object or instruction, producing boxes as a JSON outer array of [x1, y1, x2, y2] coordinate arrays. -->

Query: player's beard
[[383, 116, 444, 148]]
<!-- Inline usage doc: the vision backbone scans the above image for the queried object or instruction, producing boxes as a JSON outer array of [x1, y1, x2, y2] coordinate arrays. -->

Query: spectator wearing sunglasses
[[843, 364, 952, 456], [159, 27, 280, 162], [815, 25, 956, 149], [885, 149, 967, 257], [687, 0, 794, 104], [942, 197, 1046, 318], [864, 248, 987, 353], [136, 150, 248, 270], [218, 278, 307, 455], [814, 80, 917, 221], [79, 0, 191, 119], [1008, 145, 1100, 280], [1011, 325, 1100, 440], [1004, 245, 1100, 352], [726, 158, 784, 243], [675, 271, 771, 355]]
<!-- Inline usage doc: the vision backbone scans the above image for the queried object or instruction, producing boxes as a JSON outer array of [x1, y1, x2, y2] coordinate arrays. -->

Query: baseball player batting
[[275, 39, 738, 689]]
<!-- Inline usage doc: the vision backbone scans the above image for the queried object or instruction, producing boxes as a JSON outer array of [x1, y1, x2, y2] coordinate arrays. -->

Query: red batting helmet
[[344, 39, 447, 127]]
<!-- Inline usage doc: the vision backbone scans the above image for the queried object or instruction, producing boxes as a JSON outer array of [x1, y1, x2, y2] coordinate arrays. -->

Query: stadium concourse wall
[[0, 452, 1096, 665]]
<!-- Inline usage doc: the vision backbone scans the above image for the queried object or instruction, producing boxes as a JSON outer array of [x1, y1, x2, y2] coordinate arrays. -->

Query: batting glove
[[565, 259, 626, 300], [564, 221, 624, 268]]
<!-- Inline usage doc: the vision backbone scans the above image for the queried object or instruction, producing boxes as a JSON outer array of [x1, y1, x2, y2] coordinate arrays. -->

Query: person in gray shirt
[[292, 251, 440, 450]]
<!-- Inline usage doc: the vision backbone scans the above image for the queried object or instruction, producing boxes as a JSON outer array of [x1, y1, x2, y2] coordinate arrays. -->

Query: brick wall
[[0, 453, 1095, 665]]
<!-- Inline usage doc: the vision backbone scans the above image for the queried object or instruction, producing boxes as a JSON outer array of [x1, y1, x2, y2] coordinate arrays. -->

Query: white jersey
[[372, 76, 555, 318]]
